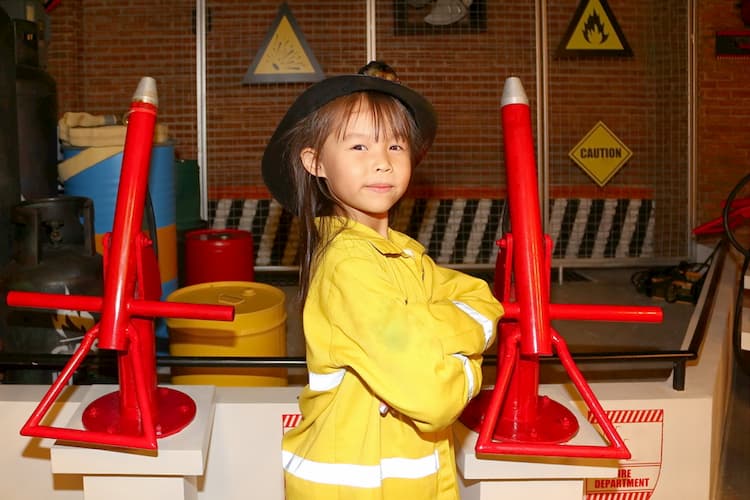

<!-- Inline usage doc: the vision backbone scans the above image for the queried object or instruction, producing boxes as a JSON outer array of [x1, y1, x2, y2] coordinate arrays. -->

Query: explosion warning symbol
[[557, 0, 632, 57], [569, 121, 632, 187], [243, 3, 324, 84]]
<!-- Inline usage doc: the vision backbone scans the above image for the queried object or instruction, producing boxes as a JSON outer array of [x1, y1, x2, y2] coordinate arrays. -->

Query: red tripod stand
[[7, 77, 234, 449], [460, 77, 663, 459]]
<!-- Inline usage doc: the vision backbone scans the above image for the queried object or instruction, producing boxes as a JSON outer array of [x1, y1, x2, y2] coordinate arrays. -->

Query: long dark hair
[[282, 91, 428, 309]]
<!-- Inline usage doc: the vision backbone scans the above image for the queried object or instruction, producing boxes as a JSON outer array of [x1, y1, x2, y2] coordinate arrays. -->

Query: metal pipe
[[501, 77, 551, 356], [98, 79, 158, 350], [501, 302, 663, 322], [366, 0, 376, 63], [7, 291, 234, 322], [196, 0, 208, 221]]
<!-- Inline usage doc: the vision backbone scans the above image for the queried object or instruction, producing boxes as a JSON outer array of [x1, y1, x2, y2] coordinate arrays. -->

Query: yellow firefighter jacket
[[282, 217, 503, 499]]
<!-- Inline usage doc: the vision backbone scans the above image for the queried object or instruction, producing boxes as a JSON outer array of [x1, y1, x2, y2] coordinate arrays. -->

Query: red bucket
[[184, 229, 254, 285]]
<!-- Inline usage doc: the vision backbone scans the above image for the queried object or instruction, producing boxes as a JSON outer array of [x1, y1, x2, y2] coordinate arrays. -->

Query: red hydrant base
[[82, 386, 197, 439], [461, 389, 580, 444]]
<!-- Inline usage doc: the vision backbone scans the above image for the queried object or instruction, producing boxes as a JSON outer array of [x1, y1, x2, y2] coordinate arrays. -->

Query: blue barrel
[[59, 143, 177, 353]]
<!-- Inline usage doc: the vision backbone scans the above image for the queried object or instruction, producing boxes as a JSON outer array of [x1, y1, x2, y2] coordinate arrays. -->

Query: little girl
[[262, 69, 504, 499]]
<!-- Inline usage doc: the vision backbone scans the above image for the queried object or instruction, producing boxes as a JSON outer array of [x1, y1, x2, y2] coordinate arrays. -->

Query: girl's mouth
[[366, 184, 394, 193]]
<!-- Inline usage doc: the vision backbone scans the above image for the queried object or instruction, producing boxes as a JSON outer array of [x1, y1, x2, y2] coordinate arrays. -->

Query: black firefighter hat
[[261, 74, 437, 214]]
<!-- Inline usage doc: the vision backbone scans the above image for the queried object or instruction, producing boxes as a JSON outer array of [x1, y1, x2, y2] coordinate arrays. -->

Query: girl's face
[[301, 100, 412, 236]]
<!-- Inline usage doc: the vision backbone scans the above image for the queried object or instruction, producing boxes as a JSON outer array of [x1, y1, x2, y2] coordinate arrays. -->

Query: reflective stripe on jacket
[[283, 217, 503, 499]]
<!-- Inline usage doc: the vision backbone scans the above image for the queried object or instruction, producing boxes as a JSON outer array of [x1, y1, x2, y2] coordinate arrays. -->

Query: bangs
[[329, 92, 418, 144]]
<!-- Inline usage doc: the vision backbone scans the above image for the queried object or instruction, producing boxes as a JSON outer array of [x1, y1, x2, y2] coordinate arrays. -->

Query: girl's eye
[[390, 144, 406, 151], [351, 144, 366, 151]]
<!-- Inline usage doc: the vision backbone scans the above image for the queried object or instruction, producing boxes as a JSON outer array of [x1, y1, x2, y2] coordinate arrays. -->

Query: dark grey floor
[[544, 267, 694, 384]]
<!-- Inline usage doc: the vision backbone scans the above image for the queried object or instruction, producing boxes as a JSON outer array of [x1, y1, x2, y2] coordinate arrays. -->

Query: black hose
[[144, 188, 159, 259], [722, 172, 750, 375]]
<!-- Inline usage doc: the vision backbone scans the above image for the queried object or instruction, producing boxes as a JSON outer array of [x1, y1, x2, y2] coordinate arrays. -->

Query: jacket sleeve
[[316, 255, 501, 433], [423, 255, 504, 354]]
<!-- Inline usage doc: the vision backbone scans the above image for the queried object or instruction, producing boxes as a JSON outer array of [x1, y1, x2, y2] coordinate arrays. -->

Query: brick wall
[[47, 0, 197, 157], [696, 1, 750, 227], [43, 0, 750, 260]]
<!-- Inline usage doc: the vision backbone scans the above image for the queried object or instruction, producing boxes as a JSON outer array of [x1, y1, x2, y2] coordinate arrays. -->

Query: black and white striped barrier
[[208, 197, 654, 266]]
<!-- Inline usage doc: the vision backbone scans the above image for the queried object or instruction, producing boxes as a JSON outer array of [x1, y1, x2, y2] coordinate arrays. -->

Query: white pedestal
[[50, 385, 215, 500], [455, 384, 620, 500]]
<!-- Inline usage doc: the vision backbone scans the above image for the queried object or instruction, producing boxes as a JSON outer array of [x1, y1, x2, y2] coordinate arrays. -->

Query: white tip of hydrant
[[133, 76, 158, 107], [501, 76, 528, 107]]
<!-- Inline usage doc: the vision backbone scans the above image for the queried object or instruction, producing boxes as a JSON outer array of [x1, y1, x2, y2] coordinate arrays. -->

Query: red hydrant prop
[[460, 77, 663, 459], [692, 197, 750, 237], [7, 77, 234, 450]]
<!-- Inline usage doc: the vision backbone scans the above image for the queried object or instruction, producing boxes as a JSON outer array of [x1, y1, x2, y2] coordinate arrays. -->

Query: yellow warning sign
[[243, 3, 324, 84], [254, 17, 315, 75], [557, 0, 632, 57], [569, 121, 632, 187]]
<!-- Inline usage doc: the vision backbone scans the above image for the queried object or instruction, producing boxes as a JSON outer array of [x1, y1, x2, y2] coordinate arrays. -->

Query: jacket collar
[[319, 216, 425, 258]]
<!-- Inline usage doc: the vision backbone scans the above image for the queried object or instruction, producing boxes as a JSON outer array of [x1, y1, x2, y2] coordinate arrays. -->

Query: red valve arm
[[502, 302, 662, 323], [7, 290, 234, 322]]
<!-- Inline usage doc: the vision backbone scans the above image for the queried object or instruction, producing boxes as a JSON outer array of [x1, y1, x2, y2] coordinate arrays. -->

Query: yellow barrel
[[166, 281, 287, 386]]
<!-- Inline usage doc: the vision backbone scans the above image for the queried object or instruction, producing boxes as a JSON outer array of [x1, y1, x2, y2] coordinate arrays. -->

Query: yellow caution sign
[[569, 121, 632, 187], [557, 0, 632, 57], [243, 3, 324, 84]]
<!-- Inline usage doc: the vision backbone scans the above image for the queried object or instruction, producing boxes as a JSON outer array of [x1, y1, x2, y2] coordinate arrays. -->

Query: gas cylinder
[[0, 196, 103, 384], [14, 18, 58, 199], [0, 6, 20, 269]]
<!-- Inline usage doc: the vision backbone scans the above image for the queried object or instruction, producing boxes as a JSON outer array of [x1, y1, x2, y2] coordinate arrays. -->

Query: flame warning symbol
[[582, 10, 609, 45], [558, 0, 632, 56]]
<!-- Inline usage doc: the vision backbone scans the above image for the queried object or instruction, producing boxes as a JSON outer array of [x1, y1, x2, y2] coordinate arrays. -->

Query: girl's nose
[[374, 151, 393, 172]]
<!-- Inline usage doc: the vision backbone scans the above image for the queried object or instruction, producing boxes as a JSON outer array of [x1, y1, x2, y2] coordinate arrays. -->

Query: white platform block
[[455, 384, 619, 500], [459, 477, 584, 499], [51, 385, 215, 500], [83, 476, 197, 500]]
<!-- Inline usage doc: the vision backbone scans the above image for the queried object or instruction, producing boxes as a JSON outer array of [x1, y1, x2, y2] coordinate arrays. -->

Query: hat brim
[[262, 75, 437, 214]]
